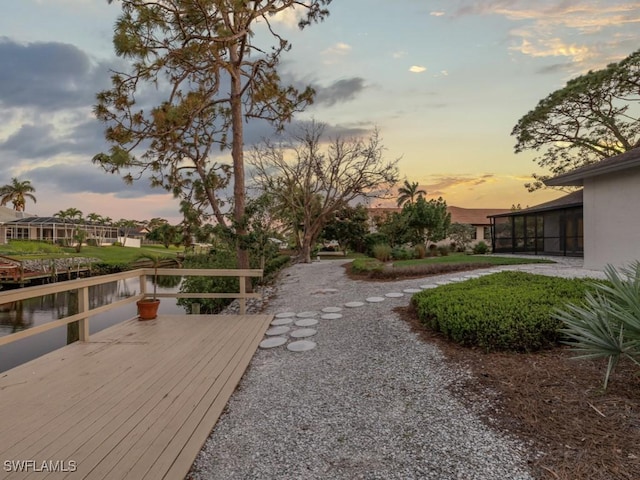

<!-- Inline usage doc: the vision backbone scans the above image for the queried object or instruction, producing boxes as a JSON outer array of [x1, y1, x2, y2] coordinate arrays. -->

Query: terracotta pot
[[137, 298, 160, 320]]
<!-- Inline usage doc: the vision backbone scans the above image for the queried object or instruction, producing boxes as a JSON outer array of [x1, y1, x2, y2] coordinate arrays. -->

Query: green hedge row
[[411, 271, 598, 352]]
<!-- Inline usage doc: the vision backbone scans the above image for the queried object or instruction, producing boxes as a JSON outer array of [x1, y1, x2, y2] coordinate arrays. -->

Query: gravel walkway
[[189, 257, 603, 480]]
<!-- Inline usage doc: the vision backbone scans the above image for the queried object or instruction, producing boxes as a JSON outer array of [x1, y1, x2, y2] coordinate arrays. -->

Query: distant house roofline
[[544, 147, 640, 186], [488, 190, 583, 218]]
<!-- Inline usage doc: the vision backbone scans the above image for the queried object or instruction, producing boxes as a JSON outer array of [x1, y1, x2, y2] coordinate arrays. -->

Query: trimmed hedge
[[412, 271, 597, 352]]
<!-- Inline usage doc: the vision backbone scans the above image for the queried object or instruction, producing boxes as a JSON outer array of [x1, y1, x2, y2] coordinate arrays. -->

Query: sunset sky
[[0, 0, 638, 223]]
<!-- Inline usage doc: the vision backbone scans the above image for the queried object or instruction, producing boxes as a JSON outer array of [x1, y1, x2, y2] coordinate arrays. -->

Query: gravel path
[[189, 257, 604, 480]]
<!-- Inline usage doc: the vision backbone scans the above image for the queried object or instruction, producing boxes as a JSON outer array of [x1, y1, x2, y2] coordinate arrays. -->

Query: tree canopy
[[93, 0, 331, 271], [512, 49, 640, 191], [396, 180, 426, 207], [403, 195, 450, 246], [0, 178, 36, 212], [249, 120, 399, 262]]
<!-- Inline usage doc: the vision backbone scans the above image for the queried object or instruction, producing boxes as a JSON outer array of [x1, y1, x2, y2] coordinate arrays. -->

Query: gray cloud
[[0, 119, 109, 160], [0, 37, 115, 111], [28, 162, 159, 199], [311, 77, 367, 107], [535, 62, 575, 75]]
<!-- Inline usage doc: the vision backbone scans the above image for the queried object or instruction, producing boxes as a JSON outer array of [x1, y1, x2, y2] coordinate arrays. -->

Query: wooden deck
[[0, 313, 273, 479]]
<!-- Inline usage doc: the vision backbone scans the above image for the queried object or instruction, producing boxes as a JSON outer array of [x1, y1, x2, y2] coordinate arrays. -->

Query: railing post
[[239, 274, 246, 315], [139, 273, 147, 297], [78, 286, 90, 342]]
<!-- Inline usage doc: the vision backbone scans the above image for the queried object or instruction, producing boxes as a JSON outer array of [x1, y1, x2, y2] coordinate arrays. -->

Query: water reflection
[[0, 277, 186, 372]]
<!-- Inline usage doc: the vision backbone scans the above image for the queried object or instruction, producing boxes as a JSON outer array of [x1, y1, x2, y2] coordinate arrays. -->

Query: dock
[[0, 312, 272, 479]]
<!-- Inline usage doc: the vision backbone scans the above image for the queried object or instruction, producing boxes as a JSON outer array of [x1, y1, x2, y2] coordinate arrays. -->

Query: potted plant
[[135, 253, 165, 320]]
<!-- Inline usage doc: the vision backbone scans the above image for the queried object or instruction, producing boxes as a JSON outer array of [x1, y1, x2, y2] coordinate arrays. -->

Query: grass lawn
[[0, 241, 183, 265], [392, 253, 552, 267]]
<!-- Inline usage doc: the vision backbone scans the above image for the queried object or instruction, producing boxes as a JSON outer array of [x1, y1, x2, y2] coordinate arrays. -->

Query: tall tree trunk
[[230, 45, 252, 292]]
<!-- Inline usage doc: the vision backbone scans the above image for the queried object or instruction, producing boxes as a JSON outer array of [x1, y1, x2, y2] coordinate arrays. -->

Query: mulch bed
[[396, 305, 640, 480]]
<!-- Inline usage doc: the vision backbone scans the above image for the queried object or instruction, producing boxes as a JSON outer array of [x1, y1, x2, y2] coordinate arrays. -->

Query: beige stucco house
[[545, 147, 640, 270]]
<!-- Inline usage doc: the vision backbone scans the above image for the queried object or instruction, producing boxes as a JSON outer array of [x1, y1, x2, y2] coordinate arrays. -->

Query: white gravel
[[189, 256, 603, 480]]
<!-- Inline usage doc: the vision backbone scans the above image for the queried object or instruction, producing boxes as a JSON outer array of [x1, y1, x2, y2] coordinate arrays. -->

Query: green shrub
[[351, 257, 384, 274], [178, 252, 238, 314], [372, 244, 392, 262], [412, 271, 596, 352], [263, 254, 291, 281], [473, 241, 489, 254], [437, 245, 450, 256], [91, 262, 131, 275], [364, 233, 389, 257], [391, 247, 413, 261], [414, 244, 427, 259], [555, 262, 640, 389]]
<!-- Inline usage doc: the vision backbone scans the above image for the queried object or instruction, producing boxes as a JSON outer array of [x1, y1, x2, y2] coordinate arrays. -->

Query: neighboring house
[[0, 217, 119, 246], [447, 206, 510, 245], [488, 190, 584, 257], [0, 205, 32, 223], [544, 147, 640, 270], [367, 205, 510, 247]]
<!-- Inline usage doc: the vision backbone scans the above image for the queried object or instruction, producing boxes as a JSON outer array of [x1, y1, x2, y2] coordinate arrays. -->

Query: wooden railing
[[0, 268, 263, 347]]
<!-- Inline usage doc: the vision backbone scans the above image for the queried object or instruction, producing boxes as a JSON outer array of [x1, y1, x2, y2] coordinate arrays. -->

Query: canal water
[[0, 277, 186, 373]]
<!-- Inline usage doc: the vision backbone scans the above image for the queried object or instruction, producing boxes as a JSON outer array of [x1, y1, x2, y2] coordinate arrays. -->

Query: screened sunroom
[[489, 190, 583, 257]]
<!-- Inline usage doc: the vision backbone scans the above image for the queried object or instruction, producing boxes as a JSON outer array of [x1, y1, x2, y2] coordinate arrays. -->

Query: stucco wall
[[584, 168, 640, 269]]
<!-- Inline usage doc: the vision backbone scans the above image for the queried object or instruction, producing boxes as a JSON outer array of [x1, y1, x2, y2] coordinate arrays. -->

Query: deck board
[[0, 313, 272, 480]]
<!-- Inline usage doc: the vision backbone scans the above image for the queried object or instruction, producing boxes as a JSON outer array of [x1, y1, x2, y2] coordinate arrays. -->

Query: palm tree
[[396, 180, 427, 207], [0, 178, 36, 211], [86, 213, 103, 246], [54, 208, 83, 246]]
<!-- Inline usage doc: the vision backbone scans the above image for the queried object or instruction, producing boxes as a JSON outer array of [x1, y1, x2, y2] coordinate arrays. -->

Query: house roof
[[489, 190, 583, 218], [545, 147, 640, 186], [2, 216, 109, 226], [447, 206, 510, 225], [367, 205, 510, 225], [0, 206, 34, 223]]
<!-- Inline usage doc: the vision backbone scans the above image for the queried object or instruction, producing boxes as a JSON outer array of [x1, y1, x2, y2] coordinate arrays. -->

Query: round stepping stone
[[275, 312, 296, 318], [436, 281, 450, 285], [295, 318, 319, 327], [366, 296, 385, 303], [259, 337, 287, 349], [296, 311, 319, 318], [385, 292, 404, 298], [345, 301, 365, 308], [271, 317, 294, 326], [321, 313, 343, 320], [420, 284, 438, 289], [403, 288, 422, 293], [449, 277, 464, 282], [464, 274, 480, 279], [322, 307, 342, 313], [265, 326, 290, 336], [287, 340, 317, 352], [290, 328, 317, 338]]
